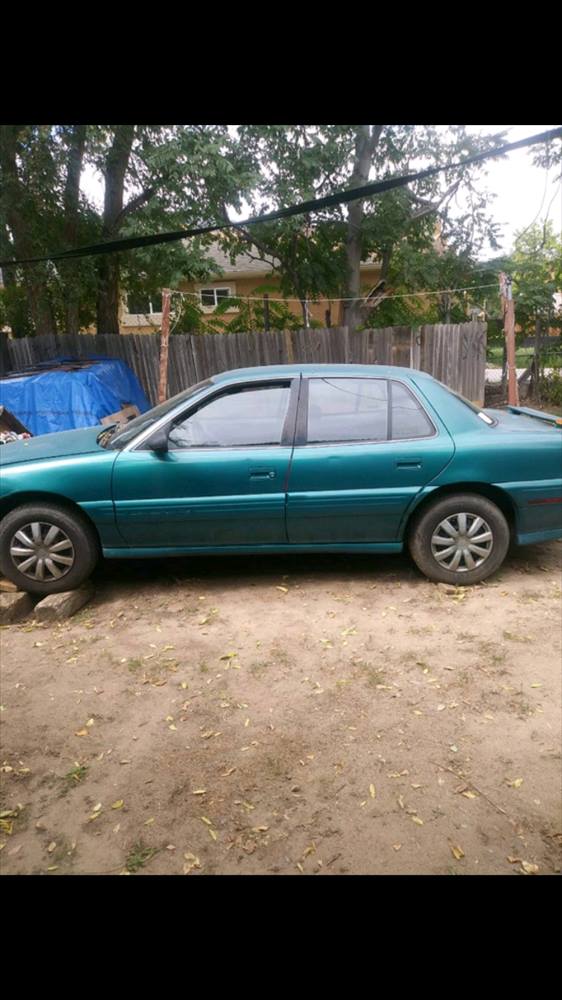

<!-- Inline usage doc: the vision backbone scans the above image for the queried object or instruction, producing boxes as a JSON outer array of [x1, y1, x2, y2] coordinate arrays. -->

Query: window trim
[[139, 378, 299, 452], [296, 375, 437, 447], [123, 294, 163, 327]]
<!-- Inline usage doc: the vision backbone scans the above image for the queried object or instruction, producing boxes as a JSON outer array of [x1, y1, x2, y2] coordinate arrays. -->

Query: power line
[[1, 127, 560, 269]]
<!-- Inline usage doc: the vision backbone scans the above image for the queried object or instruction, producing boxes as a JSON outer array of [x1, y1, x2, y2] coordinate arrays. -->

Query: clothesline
[[170, 282, 498, 306]]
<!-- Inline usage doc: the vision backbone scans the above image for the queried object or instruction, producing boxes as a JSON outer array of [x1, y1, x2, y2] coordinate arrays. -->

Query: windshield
[[101, 378, 213, 449]]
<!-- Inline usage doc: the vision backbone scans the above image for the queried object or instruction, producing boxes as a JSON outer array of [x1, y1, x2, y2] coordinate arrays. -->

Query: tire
[[0, 503, 99, 595], [408, 493, 510, 586]]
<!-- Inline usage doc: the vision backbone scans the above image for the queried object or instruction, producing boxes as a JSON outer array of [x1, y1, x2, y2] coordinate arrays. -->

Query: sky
[[81, 125, 561, 259], [453, 125, 561, 255]]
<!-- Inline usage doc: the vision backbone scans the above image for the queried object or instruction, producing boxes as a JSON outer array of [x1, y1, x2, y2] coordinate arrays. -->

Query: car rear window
[[390, 381, 435, 439], [436, 381, 495, 425], [307, 379, 388, 442], [306, 378, 434, 443]]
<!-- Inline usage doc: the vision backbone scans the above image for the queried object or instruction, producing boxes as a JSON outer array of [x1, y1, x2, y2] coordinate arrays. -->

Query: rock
[[33, 584, 95, 622], [0, 591, 35, 624], [437, 583, 458, 595], [0, 577, 19, 593]]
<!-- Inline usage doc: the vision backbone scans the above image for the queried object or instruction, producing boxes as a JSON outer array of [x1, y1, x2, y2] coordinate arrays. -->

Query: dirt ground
[[1, 540, 561, 876]]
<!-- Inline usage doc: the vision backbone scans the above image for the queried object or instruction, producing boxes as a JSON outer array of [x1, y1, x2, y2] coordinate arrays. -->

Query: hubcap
[[9, 522, 75, 582], [430, 512, 493, 573]]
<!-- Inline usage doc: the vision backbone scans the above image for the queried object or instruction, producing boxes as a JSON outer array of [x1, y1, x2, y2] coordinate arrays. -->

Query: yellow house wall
[[176, 264, 383, 329], [104, 262, 383, 333]]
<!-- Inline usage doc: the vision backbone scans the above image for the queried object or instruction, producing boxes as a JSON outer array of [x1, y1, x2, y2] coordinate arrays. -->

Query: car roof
[[212, 364, 435, 383]]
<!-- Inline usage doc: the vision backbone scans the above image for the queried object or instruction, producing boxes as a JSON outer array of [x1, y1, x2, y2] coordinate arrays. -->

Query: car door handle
[[396, 461, 422, 469], [250, 469, 276, 480]]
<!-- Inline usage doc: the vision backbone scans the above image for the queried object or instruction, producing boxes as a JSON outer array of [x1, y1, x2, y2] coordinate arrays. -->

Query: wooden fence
[[3, 322, 487, 405]]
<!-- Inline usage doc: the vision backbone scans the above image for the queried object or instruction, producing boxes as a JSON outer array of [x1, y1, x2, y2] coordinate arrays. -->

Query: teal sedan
[[1, 365, 561, 594]]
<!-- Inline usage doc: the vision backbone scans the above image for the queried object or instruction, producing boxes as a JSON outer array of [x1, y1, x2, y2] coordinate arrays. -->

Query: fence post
[[158, 289, 172, 403], [284, 329, 294, 364], [500, 273, 519, 406]]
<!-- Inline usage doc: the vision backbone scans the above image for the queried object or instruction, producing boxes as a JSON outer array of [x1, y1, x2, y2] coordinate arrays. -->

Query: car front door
[[286, 376, 455, 544], [112, 379, 298, 548]]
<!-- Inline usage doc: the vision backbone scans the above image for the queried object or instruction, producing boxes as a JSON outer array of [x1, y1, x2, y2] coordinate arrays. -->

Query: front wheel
[[0, 503, 99, 595], [408, 493, 510, 585]]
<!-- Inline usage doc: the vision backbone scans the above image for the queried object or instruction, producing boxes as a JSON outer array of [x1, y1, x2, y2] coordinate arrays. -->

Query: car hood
[[0, 425, 106, 466]]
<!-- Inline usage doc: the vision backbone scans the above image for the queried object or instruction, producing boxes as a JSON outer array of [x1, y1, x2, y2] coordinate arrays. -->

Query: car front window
[[101, 379, 212, 449], [167, 383, 291, 448]]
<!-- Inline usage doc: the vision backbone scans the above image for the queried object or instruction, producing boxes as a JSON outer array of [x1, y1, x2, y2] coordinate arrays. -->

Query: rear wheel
[[0, 504, 99, 595], [409, 493, 510, 585]]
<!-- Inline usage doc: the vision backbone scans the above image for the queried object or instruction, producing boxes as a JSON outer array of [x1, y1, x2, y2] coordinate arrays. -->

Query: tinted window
[[435, 381, 494, 425], [390, 382, 434, 439], [168, 384, 291, 448], [307, 379, 388, 443], [108, 379, 212, 449]]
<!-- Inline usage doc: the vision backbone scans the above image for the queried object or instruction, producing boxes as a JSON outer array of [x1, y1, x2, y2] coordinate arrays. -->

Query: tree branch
[[113, 185, 156, 230], [219, 202, 280, 272], [407, 179, 462, 220]]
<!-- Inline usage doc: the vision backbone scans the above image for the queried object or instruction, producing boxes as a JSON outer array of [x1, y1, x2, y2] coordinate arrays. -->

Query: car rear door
[[112, 378, 299, 548], [286, 375, 455, 544]]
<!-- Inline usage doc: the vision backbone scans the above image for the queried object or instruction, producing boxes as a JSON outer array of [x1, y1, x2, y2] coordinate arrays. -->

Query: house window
[[126, 293, 163, 316], [199, 286, 236, 310]]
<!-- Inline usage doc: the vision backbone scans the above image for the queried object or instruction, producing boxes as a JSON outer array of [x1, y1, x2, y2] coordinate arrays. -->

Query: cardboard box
[[100, 404, 141, 427], [0, 405, 31, 435]]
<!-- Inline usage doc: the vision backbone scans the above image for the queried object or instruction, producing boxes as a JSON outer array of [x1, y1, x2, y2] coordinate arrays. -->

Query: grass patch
[[249, 659, 271, 677], [477, 641, 506, 665], [356, 661, 387, 688], [125, 841, 159, 873], [64, 764, 88, 785]]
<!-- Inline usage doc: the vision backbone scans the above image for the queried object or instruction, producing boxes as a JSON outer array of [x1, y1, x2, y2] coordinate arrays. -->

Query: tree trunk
[[62, 125, 86, 334], [440, 293, 451, 323], [25, 268, 58, 334], [0, 125, 57, 335], [342, 126, 383, 334], [0, 223, 27, 337], [96, 255, 122, 334], [96, 125, 134, 334]]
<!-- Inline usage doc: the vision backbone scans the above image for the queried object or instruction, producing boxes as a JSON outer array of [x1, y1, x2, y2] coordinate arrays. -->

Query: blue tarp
[[0, 357, 151, 436]]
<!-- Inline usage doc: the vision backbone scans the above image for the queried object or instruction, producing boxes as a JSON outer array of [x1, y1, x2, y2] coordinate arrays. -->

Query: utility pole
[[158, 289, 172, 404], [499, 273, 519, 406]]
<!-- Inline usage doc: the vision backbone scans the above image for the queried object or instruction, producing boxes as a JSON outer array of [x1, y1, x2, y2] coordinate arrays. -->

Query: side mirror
[[148, 426, 169, 453]]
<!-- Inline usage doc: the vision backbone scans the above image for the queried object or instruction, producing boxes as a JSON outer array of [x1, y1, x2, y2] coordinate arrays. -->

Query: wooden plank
[[4, 323, 487, 407]]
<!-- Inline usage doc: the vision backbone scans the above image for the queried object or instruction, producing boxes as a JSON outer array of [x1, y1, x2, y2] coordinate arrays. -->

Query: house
[[119, 243, 383, 333]]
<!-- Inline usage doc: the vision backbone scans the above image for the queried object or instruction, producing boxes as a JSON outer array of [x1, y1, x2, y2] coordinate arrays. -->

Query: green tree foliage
[[221, 125, 507, 330], [510, 223, 562, 336], [1, 125, 256, 335], [478, 222, 562, 344], [2, 125, 559, 338], [0, 126, 100, 335]]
